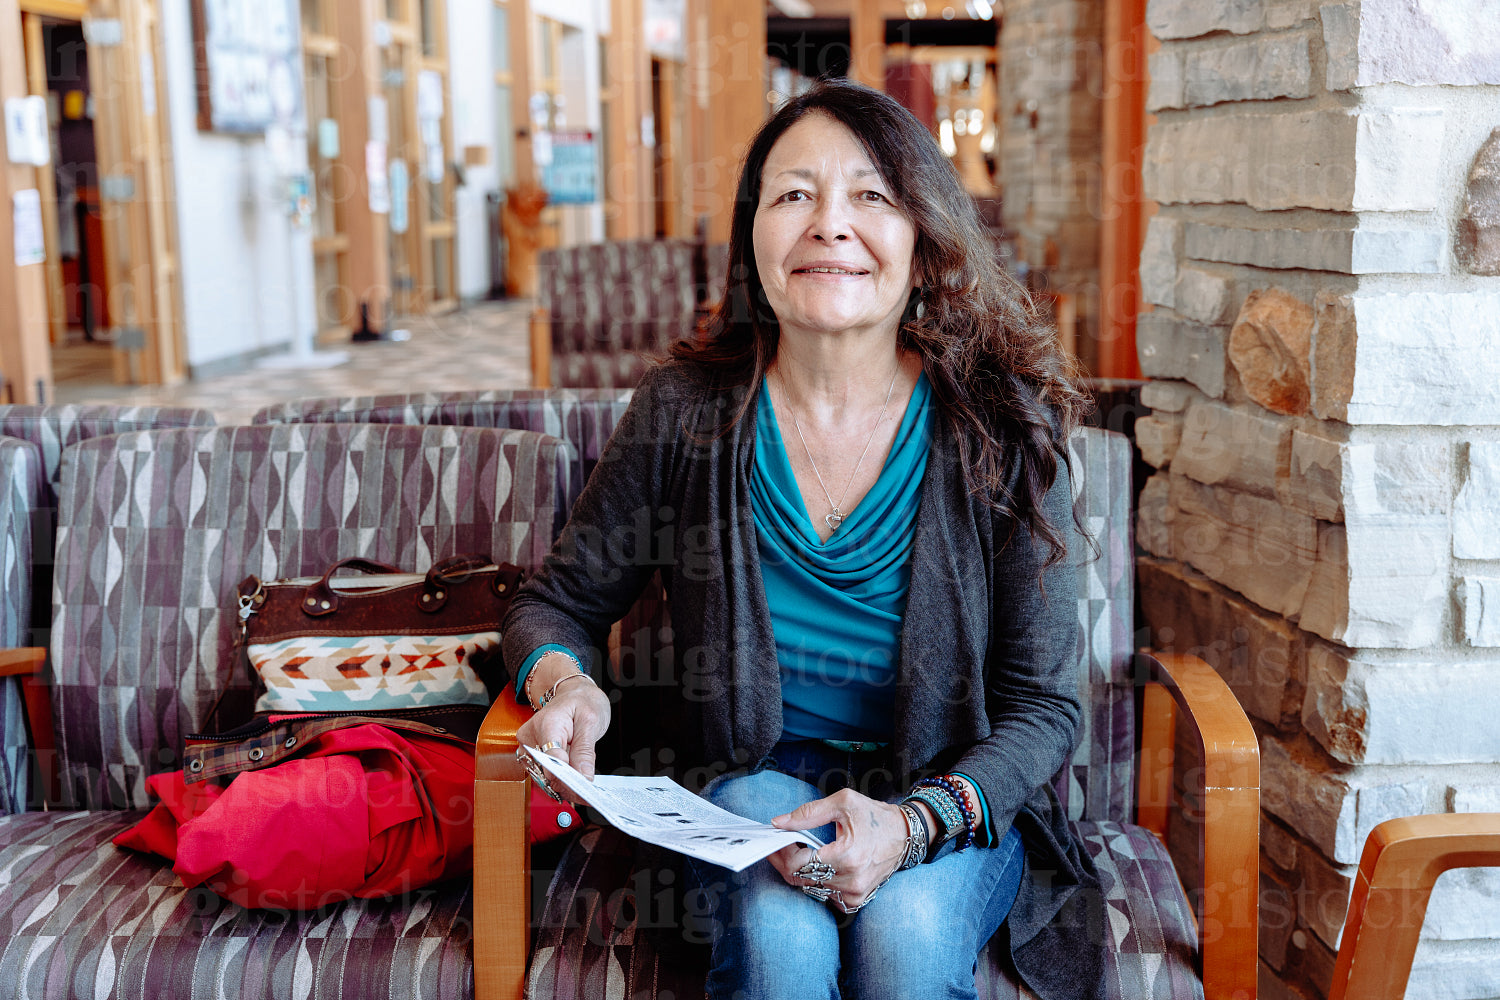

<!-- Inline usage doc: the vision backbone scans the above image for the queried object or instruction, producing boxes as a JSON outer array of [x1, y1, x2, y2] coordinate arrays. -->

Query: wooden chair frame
[[471, 648, 1263, 1000]]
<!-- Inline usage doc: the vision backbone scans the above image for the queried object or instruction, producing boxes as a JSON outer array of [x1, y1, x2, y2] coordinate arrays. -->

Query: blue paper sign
[[543, 131, 598, 205]]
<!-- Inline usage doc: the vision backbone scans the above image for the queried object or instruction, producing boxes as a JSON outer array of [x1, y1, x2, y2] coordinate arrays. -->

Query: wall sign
[[542, 131, 598, 206], [190, 0, 304, 133], [12, 190, 45, 266]]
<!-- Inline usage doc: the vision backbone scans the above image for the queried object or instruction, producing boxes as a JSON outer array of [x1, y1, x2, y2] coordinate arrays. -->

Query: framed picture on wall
[[191, 0, 305, 133]]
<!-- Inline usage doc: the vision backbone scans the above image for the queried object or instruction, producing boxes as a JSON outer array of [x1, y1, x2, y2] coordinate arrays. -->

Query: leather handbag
[[115, 554, 579, 909]]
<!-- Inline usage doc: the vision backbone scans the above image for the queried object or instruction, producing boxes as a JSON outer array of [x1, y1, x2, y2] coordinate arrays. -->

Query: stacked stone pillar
[[1136, 2, 1500, 997]]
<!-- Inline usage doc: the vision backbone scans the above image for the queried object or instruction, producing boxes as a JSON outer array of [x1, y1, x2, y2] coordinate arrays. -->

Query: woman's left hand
[[769, 788, 909, 912]]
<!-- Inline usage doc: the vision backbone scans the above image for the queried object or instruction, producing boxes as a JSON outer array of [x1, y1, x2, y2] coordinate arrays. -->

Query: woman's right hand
[[515, 653, 612, 780]]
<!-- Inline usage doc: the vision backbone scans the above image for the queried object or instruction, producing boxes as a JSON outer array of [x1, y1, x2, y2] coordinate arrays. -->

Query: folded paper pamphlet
[[523, 745, 824, 872]]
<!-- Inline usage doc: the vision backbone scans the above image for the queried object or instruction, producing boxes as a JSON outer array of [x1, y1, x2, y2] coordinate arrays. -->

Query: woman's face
[[752, 113, 917, 345]]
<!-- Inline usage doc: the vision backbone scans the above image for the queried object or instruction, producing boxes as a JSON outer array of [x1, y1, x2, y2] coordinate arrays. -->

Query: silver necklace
[[775, 363, 901, 533]]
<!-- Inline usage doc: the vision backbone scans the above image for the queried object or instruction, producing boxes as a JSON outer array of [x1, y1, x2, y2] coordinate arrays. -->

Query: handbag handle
[[303, 557, 405, 617]]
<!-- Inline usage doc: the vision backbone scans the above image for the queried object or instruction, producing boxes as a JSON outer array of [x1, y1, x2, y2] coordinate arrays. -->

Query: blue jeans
[[686, 742, 1025, 1000]]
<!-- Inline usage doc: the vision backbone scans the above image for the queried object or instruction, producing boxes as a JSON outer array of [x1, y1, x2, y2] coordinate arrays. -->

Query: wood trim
[[1097, 0, 1149, 379], [423, 220, 455, 239], [529, 307, 550, 388], [0, 648, 56, 806], [1139, 652, 1259, 1000], [1136, 680, 1176, 842], [303, 32, 341, 58], [0, 647, 46, 677], [0, 0, 54, 402], [473, 687, 532, 1000], [312, 234, 351, 255], [22, 13, 66, 348], [849, 0, 883, 90], [1329, 813, 1500, 1000], [18, 0, 87, 17]]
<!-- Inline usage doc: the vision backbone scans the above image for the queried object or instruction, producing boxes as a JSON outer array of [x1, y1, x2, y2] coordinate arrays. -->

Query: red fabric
[[530, 786, 581, 842], [114, 724, 475, 910]]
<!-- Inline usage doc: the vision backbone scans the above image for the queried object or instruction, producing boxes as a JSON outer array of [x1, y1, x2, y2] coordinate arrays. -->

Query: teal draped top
[[749, 372, 934, 742]]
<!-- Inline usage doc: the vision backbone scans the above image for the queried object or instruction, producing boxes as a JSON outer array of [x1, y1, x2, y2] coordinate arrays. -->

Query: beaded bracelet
[[906, 787, 964, 842], [911, 776, 977, 851], [896, 802, 928, 871]]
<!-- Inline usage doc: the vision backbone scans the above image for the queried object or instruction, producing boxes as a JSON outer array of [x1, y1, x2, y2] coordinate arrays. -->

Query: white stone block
[[1423, 867, 1500, 941], [1180, 220, 1443, 274], [1174, 265, 1236, 324], [1141, 379, 1200, 414], [1353, 110, 1447, 211], [1355, 0, 1500, 86], [1140, 216, 1182, 308], [1173, 401, 1289, 498], [1145, 109, 1444, 212], [1344, 436, 1451, 518], [1462, 577, 1500, 647], [1452, 785, 1500, 813], [1137, 314, 1227, 398], [1303, 656, 1500, 766], [1136, 414, 1182, 469], [1146, 48, 1185, 111], [1455, 442, 1500, 559], [1349, 226, 1445, 274], [1343, 292, 1500, 426], [1182, 31, 1314, 107], [1302, 511, 1448, 649], [1407, 938, 1500, 1000]]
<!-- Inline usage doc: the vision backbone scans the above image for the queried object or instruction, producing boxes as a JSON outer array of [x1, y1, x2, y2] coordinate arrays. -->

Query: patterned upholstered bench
[[0, 405, 216, 816], [529, 240, 700, 390], [0, 422, 565, 999]]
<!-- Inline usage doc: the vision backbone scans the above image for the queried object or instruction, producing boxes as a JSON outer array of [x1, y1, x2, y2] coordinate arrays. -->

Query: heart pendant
[[825, 511, 844, 531]]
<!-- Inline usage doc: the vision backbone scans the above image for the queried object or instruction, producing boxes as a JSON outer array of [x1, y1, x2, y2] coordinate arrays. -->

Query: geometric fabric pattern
[[249, 387, 634, 530], [1058, 427, 1138, 825], [47, 422, 563, 810], [0, 809, 477, 1000], [537, 239, 699, 389], [523, 819, 1201, 1000], [0, 435, 41, 816], [248, 631, 498, 713]]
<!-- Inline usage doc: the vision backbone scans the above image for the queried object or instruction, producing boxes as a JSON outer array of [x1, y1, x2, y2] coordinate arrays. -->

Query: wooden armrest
[[1136, 651, 1259, 1000], [529, 308, 551, 389], [476, 690, 533, 781], [0, 647, 46, 677], [473, 693, 535, 1000], [0, 647, 57, 806], [1329, 813, 1500, 1000]]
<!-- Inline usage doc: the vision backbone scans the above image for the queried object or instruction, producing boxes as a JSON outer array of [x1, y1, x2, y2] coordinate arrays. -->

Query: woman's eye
[[777, 190, 807, 203], [861, 190, 890, 203]]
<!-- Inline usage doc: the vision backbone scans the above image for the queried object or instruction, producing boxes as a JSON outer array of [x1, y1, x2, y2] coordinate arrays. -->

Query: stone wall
[[996, 0, 1104, 369], [1138, 2, 1500, 998]]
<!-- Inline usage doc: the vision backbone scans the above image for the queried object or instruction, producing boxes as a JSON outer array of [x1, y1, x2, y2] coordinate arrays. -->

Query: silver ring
[[800, 885, 835, 903], [537, 741, 563, 753], [793, 853, 837, 885]]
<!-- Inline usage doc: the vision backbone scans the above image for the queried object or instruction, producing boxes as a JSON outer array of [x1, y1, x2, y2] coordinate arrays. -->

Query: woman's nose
[[809, 201, 850, 242]]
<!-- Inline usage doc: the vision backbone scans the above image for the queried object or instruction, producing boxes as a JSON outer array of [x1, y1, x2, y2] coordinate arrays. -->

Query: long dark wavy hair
[[671, 78, 1088, 565]]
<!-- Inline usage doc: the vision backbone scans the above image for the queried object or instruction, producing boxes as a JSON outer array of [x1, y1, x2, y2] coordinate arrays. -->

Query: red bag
[[115, 722, 476, 910]]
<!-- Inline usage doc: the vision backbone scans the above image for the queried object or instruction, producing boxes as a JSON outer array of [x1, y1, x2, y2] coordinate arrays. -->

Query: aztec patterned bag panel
[[238, 555, 525, 715], [247, 630, 499, 713]]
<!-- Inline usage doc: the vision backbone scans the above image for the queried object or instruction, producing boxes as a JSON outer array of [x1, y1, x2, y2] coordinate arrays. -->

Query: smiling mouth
[[792, 266, 870, 276]]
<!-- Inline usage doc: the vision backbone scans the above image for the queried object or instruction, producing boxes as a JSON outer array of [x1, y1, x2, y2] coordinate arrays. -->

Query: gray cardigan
[[503, 361, 1105, 999]]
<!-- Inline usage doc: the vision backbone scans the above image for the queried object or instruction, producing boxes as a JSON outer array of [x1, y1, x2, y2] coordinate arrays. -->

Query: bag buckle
[[236, 579, 266, 639]]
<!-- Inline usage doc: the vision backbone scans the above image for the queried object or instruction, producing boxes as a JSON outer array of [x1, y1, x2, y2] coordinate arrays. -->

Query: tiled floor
[[49, 300, 534, 425]]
